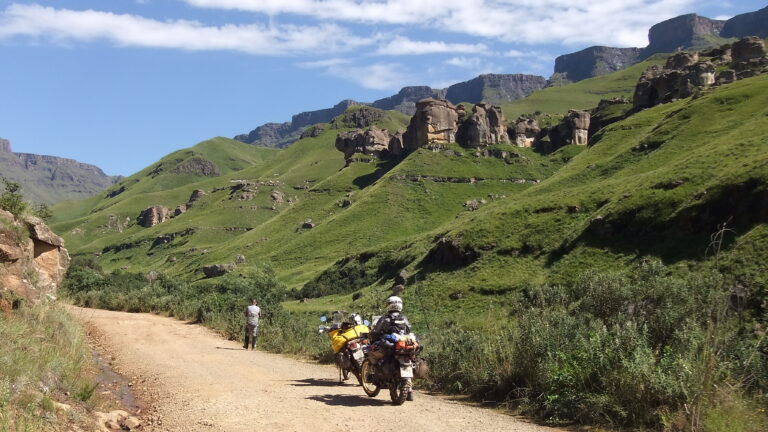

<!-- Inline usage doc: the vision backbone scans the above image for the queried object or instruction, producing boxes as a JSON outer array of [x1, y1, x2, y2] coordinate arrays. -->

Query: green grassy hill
[[52, 58, 768, 430]]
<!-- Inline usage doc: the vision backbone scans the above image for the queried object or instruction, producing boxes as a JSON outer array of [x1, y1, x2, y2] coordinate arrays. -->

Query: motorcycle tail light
[[348, 341, 360, 350]]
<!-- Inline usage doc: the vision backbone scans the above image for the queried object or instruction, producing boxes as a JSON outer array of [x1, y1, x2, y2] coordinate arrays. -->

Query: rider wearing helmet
[[369, 296, 411, 342]]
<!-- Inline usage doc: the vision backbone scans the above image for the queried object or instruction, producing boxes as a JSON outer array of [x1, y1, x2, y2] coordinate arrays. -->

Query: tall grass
[[422, 261, 767, 430], [0, 301, 96, 431]]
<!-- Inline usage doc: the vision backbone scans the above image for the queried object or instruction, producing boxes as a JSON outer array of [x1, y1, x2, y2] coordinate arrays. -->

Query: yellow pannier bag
[[328, 324, 370, 353]]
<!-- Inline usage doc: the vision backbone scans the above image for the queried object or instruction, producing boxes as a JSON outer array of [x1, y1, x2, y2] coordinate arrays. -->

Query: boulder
[[270, 190, 285, 204], [633, 60, 715, 109], [402, 99, 459, 150], [511, 117, 540, 148], [24, 216, 65, 247], [171, 157, 220, 177], [717, 69, 737, 84], [174, 204, 187, 217], [187, 189, 206, 206], [548, 110, 591, 148], [458, 103, 509, 148], [301, 219, 315, 229], [201, 263, 235, 278], [731, 36, 766, 62], [137, 205, 170, 228], [665, 52, 699, 70]]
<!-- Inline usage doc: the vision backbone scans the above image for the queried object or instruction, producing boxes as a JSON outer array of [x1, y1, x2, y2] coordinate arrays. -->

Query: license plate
[[400, 365, 413, 378], [352, 350, 364, 361]]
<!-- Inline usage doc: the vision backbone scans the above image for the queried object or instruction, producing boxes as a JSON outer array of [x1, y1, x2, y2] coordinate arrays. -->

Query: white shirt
[[246, 305, 261, 326]]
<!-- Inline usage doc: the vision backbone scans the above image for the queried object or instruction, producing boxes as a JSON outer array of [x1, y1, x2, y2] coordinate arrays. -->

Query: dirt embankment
[[71, 306, 562, 432]]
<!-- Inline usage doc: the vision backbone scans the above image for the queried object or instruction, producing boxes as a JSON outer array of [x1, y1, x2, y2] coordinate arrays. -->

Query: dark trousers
[[244, 324, 259, 349]]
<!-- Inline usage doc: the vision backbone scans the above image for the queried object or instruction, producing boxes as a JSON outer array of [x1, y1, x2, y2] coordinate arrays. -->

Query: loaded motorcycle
[[359, 323, 424, 405], [318, 311, 370, 384]]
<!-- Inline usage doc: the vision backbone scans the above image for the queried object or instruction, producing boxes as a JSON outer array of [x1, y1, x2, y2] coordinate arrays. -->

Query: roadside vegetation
[[0, 300, 97, 432]]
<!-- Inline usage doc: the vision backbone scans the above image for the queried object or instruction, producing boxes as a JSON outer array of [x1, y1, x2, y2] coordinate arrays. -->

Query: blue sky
[[0, 0, 764, 175]]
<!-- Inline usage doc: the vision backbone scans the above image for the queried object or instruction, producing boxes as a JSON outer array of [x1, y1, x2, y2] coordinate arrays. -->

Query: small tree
[[33, 203, 52, 221], [0, 178, 28, 216]]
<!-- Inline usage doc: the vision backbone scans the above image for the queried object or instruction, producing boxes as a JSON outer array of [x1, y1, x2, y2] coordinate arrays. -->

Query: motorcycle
[[318, 311, 370, 384], [359, 328, 424, 405]]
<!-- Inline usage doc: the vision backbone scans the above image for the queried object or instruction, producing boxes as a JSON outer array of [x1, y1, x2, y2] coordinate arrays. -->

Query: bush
[[0, 178, 28, 216]]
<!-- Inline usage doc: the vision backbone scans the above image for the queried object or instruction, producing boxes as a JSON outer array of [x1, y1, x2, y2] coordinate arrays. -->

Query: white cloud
[[301, 59, 408, 90], [0, 3, 371, 55], [376, 36, 488, 55], [714, 15, 732, 20], [184, 0, 697, 47]]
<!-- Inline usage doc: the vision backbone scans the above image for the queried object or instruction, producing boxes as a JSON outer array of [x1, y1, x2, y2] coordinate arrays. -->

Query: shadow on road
[[307, 394, 388, 407], [289, 378, 344, 387], [215, 346, 244, 351]]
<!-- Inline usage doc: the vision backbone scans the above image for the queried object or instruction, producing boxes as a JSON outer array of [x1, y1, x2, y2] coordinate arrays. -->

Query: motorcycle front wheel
[[359, 360, 380, 397]]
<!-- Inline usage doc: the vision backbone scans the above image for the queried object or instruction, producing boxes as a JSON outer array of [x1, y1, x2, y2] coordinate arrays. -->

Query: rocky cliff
[[721, 5, 768, 39], [552, 46, 643, 83], [445, 74, 547, 104], [0, 138, 121, 205], [643, 14, 726, 58], [371, 86, 446, 115], [0, 209, 70, 307]]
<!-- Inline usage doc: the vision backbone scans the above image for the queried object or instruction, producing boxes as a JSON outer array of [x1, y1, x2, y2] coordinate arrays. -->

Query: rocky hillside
[[552, 5, 768, 84], [235, 74, 545, 148], [0, 209, 69, 307], [0, 138, 121, 205]]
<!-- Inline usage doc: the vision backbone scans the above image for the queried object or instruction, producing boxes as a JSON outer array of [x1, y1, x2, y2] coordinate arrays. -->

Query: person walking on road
[[244, 299, 261, 350]]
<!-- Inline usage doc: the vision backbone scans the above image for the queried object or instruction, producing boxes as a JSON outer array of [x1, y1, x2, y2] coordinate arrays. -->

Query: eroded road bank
[[70, 306, 561, 432]]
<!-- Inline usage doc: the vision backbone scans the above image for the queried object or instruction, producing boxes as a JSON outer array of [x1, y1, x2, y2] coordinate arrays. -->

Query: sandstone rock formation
[[553, 46, 643, 82], [300, 125, 325, 139], [634, 37, 765, 110], [457, 104, 508, 148], [335, 127, 395, 163], [731, 36, 766, 63], [549, 110, 591, 148], [174, 204, 187, 217], [0, 209, 70, 304], [511, 117, 541, 148], [137, 205, 170, 228], [721, 5, 768, 39], [403, 99, 459, 150], [270, 190, 285, 204]]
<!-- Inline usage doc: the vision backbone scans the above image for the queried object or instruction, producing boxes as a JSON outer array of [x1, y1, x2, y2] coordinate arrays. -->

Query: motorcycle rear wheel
[[360, 360, 380, 397], [389, 381, 408, 405]]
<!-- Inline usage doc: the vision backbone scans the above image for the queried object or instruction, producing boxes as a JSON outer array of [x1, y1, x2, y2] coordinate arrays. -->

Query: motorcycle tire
[[360, 360, 380, 397], [389, 381, 408, 405]]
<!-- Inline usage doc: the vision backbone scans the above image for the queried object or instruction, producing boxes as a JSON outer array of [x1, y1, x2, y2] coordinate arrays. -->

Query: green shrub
[[0, 178, 28, 216]]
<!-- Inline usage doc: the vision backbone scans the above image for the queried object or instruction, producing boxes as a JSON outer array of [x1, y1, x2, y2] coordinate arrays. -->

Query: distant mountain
[[642, 13, 726, 56], [551, 46, 643, 83], [235, 75, 546, 148], [721, 5, 768, 38], [0, 138, 121, 205]]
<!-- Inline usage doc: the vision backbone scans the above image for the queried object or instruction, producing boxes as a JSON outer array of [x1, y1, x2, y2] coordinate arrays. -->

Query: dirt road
[[71, 306, 560, 432]]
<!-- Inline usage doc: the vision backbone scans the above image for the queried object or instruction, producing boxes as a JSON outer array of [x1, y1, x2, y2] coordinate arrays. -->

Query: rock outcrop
[[137, 205, 170, 228], [643, 14, 725, 58], [201, 263, 235, 278], [511, 117, 541, 148], [187, 189, 206, 207], [0, 209, 70, 304], [721, 5, 768, 39], [330, 107, 385, 129], [457, 104, 508, 148], [0, 138, 10, 152], [445, 74, 547, 104], [0, 138, 120, 205], [552, 46, 643, 82], [335, 127, 397, 163], [233, 122, 299, 148], [549, 110, 591, 147], [403, 99, 459, 150], [171, 157, 220, 177], [731, 36, 766, 63], [634, 37, 766, 110]]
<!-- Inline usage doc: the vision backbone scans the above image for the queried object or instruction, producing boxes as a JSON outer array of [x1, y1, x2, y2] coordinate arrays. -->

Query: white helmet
[[386, 296, 403, 312], [349, 313, 362, 325]]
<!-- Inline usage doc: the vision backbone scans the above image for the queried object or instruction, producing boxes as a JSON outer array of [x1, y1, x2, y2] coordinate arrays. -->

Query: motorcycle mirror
[[320, 315, 327, 322], [363, 319, 370, 326]]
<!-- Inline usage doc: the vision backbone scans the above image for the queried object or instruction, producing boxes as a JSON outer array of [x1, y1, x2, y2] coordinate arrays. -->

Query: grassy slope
[[501, 55, 666, 120], [339, 74, 768, 324]]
